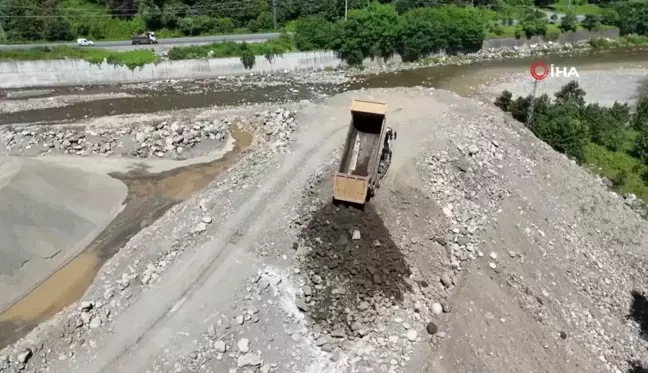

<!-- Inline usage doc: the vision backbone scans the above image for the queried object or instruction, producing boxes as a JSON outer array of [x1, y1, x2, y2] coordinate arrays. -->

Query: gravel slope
[[1, 87, 647, 373], [0, 157, 127, 312]]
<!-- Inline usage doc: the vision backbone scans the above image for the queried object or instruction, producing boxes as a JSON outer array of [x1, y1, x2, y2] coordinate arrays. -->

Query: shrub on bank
[[0, 46, 159, 69], [166, 34, 294, 62]]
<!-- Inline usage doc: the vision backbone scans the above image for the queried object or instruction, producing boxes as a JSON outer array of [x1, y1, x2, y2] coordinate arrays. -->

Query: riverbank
[[0, 29, 626, 89]]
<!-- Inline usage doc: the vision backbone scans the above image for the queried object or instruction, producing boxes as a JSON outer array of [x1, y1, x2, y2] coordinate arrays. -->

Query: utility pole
[[345, 0, 348, 20], [272, 0, 277, 30], [526, 79, 539, 129], [0, 19, 6, 42]]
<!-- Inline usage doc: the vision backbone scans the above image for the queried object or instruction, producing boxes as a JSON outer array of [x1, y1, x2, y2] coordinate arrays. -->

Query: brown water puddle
[[0, 127, 253, 349]]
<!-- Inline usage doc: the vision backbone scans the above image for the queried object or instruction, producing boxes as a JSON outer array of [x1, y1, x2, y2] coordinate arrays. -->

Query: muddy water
[[353, 47, 648, 95], [0, 83, 342, 125], [0, 128, 252, 349]]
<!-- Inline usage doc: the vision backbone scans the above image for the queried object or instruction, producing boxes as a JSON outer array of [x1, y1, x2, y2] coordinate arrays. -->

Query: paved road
[[0, 32, 282, 51]]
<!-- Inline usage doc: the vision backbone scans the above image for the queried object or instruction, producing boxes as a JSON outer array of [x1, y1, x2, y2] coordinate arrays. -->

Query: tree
[[635, 124, 648, 165], [559, 11, 578, 32], [535, 103, 590, 161], [534, 0, 556, 7], [495, 90, 513, 112], [611, 1, 648, 36], [395, 7, 450, 61], [633, 91, 648, 131], [239, 43, 256, 69], [555, 80, 586, 106], [438, 6, 485, 53], [41, 0, 73, 41], [582, 14, 601, 31], [329, 3, 400, 65], [582, 103, 625, 151], [293, 16, 335, 51]]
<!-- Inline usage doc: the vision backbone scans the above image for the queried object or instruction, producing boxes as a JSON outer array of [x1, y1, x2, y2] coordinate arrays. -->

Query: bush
[[633, 90, 648, 131], [212, 18, 235, 34], [582, 103, 626, 151], [514, 26, 524, 39], [636, 126, 648, 165], [582, 14, 601, 31], [545, 28, 560, 41], [395, 6, 485, 61], [559, 12, 578, 33], [438, 6, 485, 53], [395, 7, 450, 61], [166, 37, 293, 60], [535, 103, 589, 161], [293, 16, 335, 51], [489, 22, 504, 36], [520, 9, 549, 38], [494, 90, 513, 111], [329, 3, 400, 65], [240, 51, 256, 69], [610, 1, 648, 36]]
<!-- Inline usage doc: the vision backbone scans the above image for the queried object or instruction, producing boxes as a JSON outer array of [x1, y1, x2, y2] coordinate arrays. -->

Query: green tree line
[[1, 0, 647, 43], [294, 3, 486, 64], [495, 82, 648, 203]]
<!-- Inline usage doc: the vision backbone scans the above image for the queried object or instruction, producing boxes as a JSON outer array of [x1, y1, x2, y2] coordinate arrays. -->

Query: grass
[[546, 0, 603, 15], [485, 23, 585, 39], [0, 46, 159, 69], [588, 35, 648, 48], [166, 34, 295, 60], [584, 141, 648, 202]]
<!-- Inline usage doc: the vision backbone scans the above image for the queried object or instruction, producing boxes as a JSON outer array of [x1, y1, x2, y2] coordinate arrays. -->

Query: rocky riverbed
[[0, 107, 298, 159]]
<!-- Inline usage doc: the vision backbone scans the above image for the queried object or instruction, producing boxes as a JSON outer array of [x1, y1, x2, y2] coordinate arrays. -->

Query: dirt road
[[2, 87, 647, 373]]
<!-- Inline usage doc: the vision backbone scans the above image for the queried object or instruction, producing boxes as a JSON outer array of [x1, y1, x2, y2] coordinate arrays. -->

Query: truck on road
[[332, 99, 396, 206], [131, 32, 157, 45]]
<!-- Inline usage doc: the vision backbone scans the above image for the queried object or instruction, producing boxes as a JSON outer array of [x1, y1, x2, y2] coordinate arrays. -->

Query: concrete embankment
[[0, 29, 620, 89]]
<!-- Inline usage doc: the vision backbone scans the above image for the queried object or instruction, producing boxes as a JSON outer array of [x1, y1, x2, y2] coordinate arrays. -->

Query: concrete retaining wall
[[0, 29, 621, 89], [0, 51, 344, 89]]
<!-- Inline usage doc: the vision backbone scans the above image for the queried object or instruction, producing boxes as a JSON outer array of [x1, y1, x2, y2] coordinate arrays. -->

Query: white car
[[77, 38, 94, 46]]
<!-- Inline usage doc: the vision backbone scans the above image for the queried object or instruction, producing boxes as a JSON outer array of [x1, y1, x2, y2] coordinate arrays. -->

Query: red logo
[[530, 62, 549, 81]]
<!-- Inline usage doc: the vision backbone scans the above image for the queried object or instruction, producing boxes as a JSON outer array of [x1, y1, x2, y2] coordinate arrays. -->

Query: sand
[[0, 157, 127, 312]]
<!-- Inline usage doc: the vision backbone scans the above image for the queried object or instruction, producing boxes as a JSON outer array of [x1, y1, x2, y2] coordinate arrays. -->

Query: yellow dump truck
[[333, 99, 393, 206]]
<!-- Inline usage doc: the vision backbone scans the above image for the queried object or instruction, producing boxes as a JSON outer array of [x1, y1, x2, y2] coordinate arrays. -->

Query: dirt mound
[[0, 157, 127, 312], [294, 177, 413, 340]]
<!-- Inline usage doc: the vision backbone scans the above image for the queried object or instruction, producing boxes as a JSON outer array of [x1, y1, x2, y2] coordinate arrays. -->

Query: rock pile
[[2, 119, 228, 159], [257, 108, 297, 153], [128, 120, 227, 158]]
